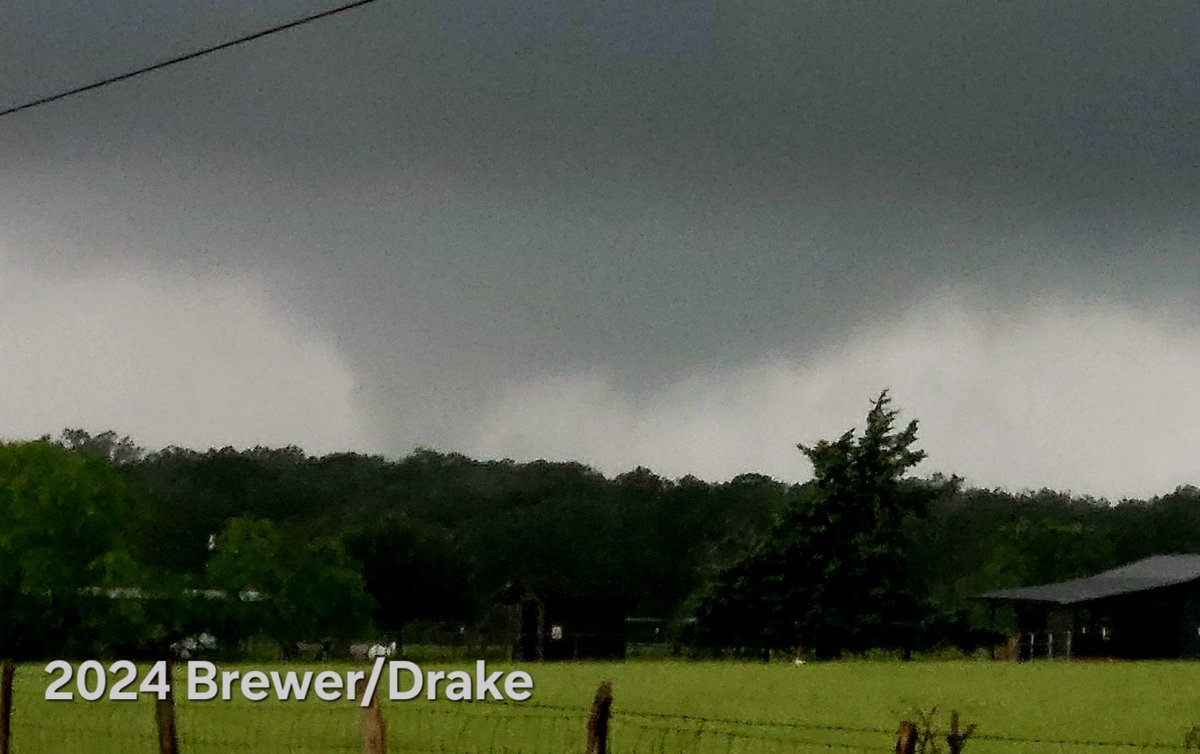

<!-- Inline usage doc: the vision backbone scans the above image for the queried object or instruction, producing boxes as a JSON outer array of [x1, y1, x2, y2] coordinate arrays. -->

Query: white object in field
[[367, 641, 397, 659]]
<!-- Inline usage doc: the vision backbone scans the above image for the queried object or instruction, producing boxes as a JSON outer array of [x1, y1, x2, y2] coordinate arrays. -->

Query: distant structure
[[500, 582, 631, 661], [979, 554, 1200, 660]]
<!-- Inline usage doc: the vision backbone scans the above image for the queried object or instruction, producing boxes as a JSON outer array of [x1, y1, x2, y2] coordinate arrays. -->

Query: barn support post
[[357, 675, 387, 754], [0, 659, 13, 754], [507, 602, 518, 661], [987, 602, 998, 659], [154, 660, 179, 754], [585, 680, 613, 754], [536, 599, 545, 662], [1047, 632, 1054, 660]]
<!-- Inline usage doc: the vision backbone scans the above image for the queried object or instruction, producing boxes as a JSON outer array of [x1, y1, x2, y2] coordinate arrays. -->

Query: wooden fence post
[[357, 676, 387, 754], [894, 720, 917, 754], [0, 660, 14, 754], [154, 660, 178, 754], [586, 681, 613, 754], [945, 711, 975, 754]]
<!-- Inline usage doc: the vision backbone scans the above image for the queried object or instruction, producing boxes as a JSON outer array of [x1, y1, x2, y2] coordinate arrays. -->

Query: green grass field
[[9, 659, 1200, 753]]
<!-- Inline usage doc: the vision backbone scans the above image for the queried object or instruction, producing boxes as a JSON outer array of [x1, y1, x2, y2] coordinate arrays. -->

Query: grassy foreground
[[9, 659, 1200, 753]]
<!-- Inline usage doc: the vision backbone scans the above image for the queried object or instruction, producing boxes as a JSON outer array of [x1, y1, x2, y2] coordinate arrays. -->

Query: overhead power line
[[0, 0, 384, 120]]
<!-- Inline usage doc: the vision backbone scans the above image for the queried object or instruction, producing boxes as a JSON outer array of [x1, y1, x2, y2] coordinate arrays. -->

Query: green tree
[[984, 517, 1114, 589], [0, 442, 149, 595], [276, 536, 374, 646], [346, 519, 473, 630], [697, 391, 948, 657], [205, 517, 287, 598], [52, 428, 144, 466], [0, 442, 163, 656], [205, 517, 372, 650]]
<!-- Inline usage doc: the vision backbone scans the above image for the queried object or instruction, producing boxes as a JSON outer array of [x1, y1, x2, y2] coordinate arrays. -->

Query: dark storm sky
[[2, 1, 1198, 497]]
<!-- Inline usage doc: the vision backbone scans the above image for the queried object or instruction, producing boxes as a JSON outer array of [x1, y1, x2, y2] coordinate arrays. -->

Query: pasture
[[8, 659, 1200, 753]]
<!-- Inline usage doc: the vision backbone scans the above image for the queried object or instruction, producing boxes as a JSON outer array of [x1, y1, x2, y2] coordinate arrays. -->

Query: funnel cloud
[[2, 0, 1198, 498]]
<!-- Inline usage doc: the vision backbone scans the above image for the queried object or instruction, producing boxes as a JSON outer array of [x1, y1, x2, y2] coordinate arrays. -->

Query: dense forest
[[0, 419, 1197, 660]]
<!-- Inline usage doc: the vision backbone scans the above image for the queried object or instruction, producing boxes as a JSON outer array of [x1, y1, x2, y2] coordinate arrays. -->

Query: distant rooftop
[[979, 554, 1200, 605]]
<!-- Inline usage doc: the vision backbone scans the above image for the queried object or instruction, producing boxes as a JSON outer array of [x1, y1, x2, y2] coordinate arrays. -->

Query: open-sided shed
[[979, 554, 1200, 659]]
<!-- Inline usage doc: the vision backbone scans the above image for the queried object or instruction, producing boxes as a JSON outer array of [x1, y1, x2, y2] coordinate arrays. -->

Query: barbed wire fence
[[1, 660, 1199, 753]]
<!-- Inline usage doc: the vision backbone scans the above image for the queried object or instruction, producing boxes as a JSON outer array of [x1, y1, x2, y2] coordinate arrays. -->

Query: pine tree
[[698, 391, 948, 657]]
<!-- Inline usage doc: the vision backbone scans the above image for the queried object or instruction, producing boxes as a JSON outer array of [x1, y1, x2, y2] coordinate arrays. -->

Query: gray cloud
[[0, 256, 364, 452], [1, 1, 1198, 496], [468, 290, 1200, 499]]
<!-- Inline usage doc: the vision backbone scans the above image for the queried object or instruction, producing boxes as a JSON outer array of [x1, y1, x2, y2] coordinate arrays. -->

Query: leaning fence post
[[357, 676, 387, 754], [894, 720, 917, 754], [154, 660, 178, 754], [586, 680, 613, 754], [0, 660, 14, 754]]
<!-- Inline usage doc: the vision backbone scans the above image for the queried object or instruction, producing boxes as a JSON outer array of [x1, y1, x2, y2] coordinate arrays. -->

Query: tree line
[[0, 405, 1197, 660]]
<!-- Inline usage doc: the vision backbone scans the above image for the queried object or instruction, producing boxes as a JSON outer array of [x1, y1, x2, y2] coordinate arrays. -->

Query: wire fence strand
[[5, 663, 1199, 754]]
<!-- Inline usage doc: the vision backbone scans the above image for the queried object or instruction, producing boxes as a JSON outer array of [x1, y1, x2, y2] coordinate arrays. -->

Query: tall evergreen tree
[[697, 391, 949, 657]]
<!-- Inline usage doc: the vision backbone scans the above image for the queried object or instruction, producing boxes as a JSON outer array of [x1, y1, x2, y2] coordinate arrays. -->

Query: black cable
[[0, 0, 384, 120]]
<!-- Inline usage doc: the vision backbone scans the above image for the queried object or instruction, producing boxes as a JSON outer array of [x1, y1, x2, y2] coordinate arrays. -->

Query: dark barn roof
[[980, 555, 1200, 606]]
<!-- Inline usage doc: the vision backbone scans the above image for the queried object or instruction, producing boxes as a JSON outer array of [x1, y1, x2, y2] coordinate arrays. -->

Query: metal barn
[[979, 554, 1200, 660]]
